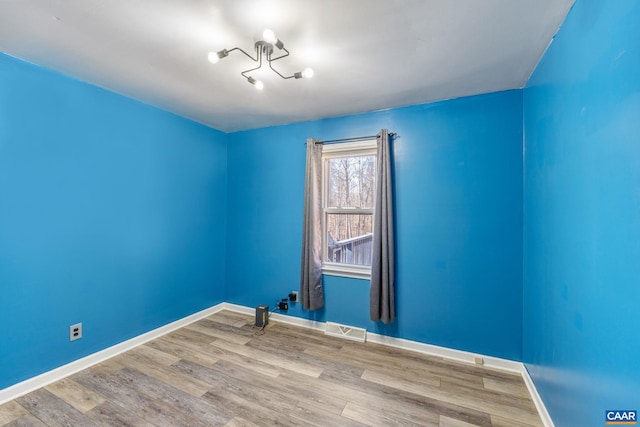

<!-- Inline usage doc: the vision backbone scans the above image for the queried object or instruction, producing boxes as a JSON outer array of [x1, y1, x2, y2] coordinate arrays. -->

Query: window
[[321, 140, 377, 279]]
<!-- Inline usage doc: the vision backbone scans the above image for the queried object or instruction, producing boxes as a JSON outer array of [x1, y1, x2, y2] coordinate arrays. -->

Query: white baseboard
[[223, 303, 554, 427], [0, 303, 226, 405], [0, 301, 554, 427], [520, 365, 555, 427], [366, 331, 524, 373]]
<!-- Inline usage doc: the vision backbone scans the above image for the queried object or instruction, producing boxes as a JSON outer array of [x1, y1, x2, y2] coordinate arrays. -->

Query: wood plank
[[289, 399, 368, 427], [482, 377, 531, 399], [202, 386, 313, 427], [207, 311, 252, 328], [84, 400, 155, 427], [268, 322, 345, 351], [334, 383, 442, 427], [244, 334, 361, 378], [337, 345, 485, 386], [247, 329, 312, 354], [490, 414, 542, 427], [166, 327, 217, 347], [225, 416, 261, 427], [341, 401, 433, 427], [362, 369, 541, 426], [145, 335, 221, 367], [73, 367, 214, 427], [0, 401, 29, 425], [158, 329, 282, 378], [90, 358, 127, 376], [342, 342, 523, 385], [298, 366, 489, 427], [186, 322, 253, 346], [197, 340, 283, 378], [117, 346, 213, 397], [197, 318, 256, 338], [200, 358, 348, 416], [2, 414, 48, 427], [16, 388, 99, 426], [480, 368, 525, 384], [305, 344, 453, 389], [125, 343, 181, 366], [439, 415, 482, 427], [114, 367, 231, 426], [171, 359, 299, 415], [441, 379, 536, 412], [209, 339, 324, 378], [44, 378, 106, 413]]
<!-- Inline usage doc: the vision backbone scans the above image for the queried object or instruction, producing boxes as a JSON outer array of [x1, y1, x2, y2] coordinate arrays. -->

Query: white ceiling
[[0, 0, 574, 132]]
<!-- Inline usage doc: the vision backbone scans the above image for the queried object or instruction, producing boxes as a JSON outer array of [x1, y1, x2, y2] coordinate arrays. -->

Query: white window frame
[[321, 139, 377, 279]]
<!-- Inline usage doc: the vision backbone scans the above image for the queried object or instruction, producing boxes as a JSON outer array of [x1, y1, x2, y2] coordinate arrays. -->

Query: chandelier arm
[[268, 47, 296, 79], [268, 47, 290, 62], [227, 47, 259, 62], [269, 62, 296, 79], [240, 49, 264, 79]]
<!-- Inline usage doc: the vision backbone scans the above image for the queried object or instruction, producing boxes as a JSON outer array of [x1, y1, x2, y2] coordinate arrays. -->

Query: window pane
[[327, 155, 375, 208], [326, 213, 373, 266]]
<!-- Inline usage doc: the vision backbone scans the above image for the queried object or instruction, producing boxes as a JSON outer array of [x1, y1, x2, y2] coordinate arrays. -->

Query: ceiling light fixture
[[209, 28, 313, 90]]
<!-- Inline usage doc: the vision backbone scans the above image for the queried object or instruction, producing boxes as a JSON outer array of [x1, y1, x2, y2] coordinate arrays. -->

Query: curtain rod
[[314, 132, 396, 145]]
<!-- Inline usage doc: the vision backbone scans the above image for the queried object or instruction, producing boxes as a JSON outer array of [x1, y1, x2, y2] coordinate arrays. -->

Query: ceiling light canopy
[[208, 29, 313, 90]]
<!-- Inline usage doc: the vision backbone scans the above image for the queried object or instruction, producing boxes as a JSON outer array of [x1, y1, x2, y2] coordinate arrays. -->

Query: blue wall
[[523, 1, 640, 425], [0, 54, 228, 389], [226, 90, 524, 360]]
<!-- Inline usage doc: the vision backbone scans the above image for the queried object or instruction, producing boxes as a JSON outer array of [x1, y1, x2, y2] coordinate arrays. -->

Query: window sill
[[322, 263, 371, 280]]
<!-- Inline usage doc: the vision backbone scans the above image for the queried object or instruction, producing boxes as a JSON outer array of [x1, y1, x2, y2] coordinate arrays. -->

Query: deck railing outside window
[[328, 233, 373, 266]]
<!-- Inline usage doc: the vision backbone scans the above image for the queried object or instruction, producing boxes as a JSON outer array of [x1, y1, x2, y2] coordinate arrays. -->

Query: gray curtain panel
[[370, 129, 396, 323], [300, 138, 324, 310]]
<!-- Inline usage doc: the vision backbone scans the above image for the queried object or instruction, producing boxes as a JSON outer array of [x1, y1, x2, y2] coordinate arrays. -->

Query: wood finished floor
[[0, 311, 543, 427]]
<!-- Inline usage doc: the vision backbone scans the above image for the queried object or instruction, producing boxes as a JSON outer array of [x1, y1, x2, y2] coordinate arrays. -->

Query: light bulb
[[207, 52, 219, 64], [263, 28, 277, 44], [248, 76, 264, 90], [302, 67, 314, 79]]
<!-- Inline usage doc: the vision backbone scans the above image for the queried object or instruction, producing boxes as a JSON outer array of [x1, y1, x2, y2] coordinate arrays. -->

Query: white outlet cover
[[69, 323, 82, 341]]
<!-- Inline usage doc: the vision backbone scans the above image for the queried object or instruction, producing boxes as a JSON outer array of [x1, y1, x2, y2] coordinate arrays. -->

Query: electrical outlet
[[474, 356, 484, 365], [289, 291, 298, 302], [70, 323, 82, 341], [278, 299, 289, 311]]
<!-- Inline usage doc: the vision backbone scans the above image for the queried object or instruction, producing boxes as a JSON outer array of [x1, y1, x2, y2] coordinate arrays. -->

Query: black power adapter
[[277, 299, 289, 311]]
